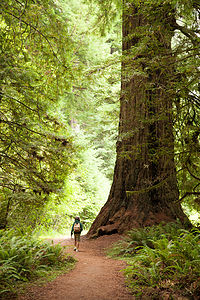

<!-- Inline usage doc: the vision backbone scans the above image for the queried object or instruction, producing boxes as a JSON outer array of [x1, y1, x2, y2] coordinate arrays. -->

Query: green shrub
[[109, 223, 200, 298], [108, 222, 184, 257], [0, 230, 75, 298]]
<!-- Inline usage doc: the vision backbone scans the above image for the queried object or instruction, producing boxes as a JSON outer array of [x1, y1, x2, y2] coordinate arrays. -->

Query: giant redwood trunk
[[88, 1, 189, 237]]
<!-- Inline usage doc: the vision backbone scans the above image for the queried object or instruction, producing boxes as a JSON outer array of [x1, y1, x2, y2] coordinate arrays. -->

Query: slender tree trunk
[[0, 197, 11, 229], [88, 1, 189, 237]]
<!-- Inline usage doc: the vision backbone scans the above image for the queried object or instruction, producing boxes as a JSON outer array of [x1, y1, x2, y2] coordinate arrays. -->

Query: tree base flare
[[87, 202, 189, 238]]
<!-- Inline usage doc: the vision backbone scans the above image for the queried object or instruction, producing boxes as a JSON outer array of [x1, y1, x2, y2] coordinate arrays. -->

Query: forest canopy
[[0, 0, 200, 233], [0, 0, 120, 231], [0, 0, 78, 228]]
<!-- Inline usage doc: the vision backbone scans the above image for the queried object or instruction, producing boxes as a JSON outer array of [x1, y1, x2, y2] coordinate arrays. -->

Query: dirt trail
[[18, 234, 134, 300]]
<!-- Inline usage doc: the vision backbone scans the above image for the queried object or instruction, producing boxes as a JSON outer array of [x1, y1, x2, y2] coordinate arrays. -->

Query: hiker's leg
[[76, 241, 79, 250], [76, 234, 80, 250], [74, 234, 77, 249]]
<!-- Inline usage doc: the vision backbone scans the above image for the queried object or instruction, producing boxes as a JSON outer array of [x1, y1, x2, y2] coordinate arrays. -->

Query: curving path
[[18, 234, 134, 300]]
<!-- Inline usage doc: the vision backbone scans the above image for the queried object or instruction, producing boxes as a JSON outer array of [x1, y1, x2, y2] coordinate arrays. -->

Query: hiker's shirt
[[71, 221, 83, 235]]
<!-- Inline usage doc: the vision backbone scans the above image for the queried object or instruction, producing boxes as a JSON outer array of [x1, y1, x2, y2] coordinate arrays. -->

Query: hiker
[[71, 216, 83, 252]]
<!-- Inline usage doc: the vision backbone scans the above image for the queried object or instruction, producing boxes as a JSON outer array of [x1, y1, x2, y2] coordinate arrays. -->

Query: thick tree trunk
[[88, 1, 189, 237]]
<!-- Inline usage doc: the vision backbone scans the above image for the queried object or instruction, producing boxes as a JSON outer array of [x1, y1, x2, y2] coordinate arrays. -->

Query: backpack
[[74, 222, 81, 233]]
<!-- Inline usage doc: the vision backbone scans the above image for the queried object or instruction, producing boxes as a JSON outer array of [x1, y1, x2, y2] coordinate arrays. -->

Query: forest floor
[[17, 234, 134, 300]]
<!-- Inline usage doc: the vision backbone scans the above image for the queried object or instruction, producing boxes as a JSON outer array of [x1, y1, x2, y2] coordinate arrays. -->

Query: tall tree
[[88, 0, 193, 237]]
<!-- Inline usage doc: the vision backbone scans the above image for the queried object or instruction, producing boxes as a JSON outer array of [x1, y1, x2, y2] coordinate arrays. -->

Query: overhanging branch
[[186, 164, 200, 181], [174, 22, 200, 46], [176, 192, 200, 203], [0, 92, 38, 112]]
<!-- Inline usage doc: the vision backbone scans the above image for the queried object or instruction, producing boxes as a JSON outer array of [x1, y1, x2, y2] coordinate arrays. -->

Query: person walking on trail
[[71, 216, 83, 252]]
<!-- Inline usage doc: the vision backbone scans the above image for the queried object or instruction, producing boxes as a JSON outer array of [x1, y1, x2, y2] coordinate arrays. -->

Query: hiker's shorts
[[74, 233, 81, 242]]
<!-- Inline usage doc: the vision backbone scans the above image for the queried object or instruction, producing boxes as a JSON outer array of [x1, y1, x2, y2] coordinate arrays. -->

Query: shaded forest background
[[0, 0, 200, 236]]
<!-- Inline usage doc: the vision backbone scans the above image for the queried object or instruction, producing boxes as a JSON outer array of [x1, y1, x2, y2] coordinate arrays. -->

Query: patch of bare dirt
[[17, 234, 134, 300]]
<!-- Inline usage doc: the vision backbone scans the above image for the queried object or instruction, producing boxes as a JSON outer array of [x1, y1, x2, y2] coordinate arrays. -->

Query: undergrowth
[[0, 229, 75, 299], [108, 222, 200, 299]]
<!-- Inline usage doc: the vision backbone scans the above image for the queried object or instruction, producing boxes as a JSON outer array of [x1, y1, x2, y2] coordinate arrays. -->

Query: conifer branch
[[0, 92, 37, 112], [0, 119, 46, 136], [177, 192, 200, 203], [2, 9, 69, 70], [174, 22, 200, 46], [186, 164, 200, 182]]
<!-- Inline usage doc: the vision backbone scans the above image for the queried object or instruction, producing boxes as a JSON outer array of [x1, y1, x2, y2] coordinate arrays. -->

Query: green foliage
[[0, 0, 120, 232], [35, 141, 111, 233], [32, 0, 121, 236], [0, 0, 80, 228], [109, 223, 200, 298], [57, 0, 121, 180], [171, 1, 200, 214], [0, 229, 75, 298], [85, 0, 122, 35]]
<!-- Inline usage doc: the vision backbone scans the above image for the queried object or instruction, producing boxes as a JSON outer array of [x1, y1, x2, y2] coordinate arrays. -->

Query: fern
[[0, 230, 76, 298], [109, 223, 200, 297]]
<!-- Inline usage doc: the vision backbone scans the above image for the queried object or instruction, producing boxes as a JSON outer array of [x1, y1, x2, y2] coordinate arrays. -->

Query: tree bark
[[88, 1, 190, 237]]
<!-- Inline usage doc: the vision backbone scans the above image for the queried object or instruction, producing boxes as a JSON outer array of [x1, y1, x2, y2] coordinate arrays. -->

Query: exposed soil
[[17, 234, 134, 300]]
